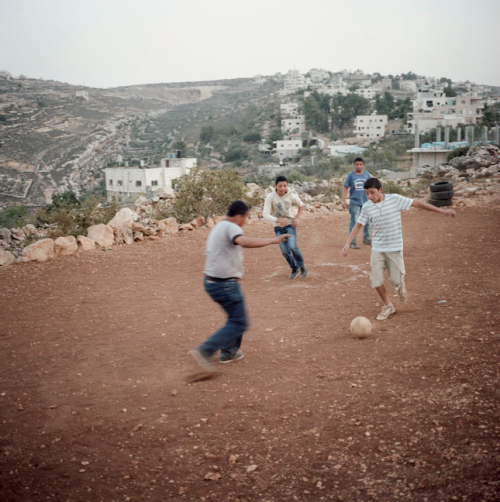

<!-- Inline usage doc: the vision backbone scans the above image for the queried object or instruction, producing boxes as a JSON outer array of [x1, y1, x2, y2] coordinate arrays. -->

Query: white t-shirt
[[263, 189, 304, 227], [204, 220, 244, 279], [357, 194, 413, 252]]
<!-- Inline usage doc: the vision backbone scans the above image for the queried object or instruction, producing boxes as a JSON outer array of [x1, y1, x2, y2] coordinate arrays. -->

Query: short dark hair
[[275, 175, 287, 185], [364, 177, 382, 190], [227, 200, 249, 217], [354, 157, 364, 164]]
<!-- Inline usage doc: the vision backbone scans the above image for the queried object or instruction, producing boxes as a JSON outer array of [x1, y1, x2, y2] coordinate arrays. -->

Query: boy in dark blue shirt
[[342, 157, 371, 249]]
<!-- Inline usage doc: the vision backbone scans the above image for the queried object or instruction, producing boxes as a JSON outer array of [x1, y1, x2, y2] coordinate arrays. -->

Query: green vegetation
[[0, 205, 27, 228], [168, 168, 247, 223], [26, 190, 120, 238]]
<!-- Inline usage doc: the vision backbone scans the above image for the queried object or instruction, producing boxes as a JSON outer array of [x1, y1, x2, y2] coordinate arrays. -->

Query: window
[[136, 181, 142, 187], [109, 179, 113, 185], [117, 180, 122, 186], [151, 180, 158, 186]]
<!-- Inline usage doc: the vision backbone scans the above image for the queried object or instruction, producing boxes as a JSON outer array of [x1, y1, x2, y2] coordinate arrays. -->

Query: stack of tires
[[429, 180, 454, 207]]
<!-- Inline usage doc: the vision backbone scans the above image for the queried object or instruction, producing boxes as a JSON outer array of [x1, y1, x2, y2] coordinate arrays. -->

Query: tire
[[428, 198, 453, 207], [430, 189, 454, 200], [430, 180, 454, 192]]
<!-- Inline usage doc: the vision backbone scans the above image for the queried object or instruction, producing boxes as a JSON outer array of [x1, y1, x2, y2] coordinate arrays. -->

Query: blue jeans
[[274, 225, 305, 271], [198, 278, 248, 358], [349, 204, 370, 243]]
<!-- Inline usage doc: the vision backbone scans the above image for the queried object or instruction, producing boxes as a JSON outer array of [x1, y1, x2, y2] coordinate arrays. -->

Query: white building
[[281, 115, 306, 135], [283, 69, 306, 94], [309, 68, 330, 83], [355, 114, 388, 139], [104, 157, 196, 201], [274, 138, 304, 160], [280, 102, 300, 118], [400, 80, 417, 92], [76, 90, 89, 100], [355, 86, 381, 100]]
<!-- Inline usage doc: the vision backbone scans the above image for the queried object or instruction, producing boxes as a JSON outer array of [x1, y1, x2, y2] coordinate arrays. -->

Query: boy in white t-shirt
[[341, 178, 455, 321]]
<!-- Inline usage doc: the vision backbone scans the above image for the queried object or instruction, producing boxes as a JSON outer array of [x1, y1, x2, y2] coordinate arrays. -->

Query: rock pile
[[416, 145, 500, 181]]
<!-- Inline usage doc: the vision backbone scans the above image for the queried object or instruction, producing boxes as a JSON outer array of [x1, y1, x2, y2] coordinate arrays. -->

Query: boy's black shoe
[[299, 266, 308, 278], [289, 269, 300, 279]]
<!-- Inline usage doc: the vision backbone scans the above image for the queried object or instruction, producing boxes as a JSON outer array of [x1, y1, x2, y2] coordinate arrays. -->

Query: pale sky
[[1, 0, 499, 88]]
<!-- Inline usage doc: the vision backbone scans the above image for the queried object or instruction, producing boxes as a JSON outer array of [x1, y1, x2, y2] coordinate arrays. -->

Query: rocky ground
[[0, 184, 499, 501]]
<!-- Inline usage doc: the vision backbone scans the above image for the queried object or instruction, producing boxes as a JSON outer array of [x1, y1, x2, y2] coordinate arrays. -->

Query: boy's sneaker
[[376, 304, 396, 321], [350, 242, 360, 250], [189, 348, 216, 373], [299, 266, 308, 278], [396, 283, 407, 303], [289, 269, 300, 279], [363, 239, 372, 245], [219, 351, 244, 364]]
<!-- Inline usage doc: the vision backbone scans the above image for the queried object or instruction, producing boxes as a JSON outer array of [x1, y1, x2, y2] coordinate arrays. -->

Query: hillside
[[0, 76, 281, 210]]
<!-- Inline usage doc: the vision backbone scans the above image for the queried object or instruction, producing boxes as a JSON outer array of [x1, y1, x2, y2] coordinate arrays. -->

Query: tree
[[268, 128, 283, 144], [374, 92, 396, 116], [303, 92, 329, 133], [200, 126, 215, 143], [224, 146, 247, 163], [443, 85, 457, 97], [243, 131, 261, 143], [331, 93, 370, 130]]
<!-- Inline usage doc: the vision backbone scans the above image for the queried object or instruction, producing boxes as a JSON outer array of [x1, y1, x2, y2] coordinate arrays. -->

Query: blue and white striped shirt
[[358, 194, 413, 252]]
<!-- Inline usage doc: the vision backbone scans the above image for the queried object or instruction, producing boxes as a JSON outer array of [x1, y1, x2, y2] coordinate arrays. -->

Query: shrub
[[383, 181, 406, 195], [0, 205, 26, 228], [27, 196, 120, 238], [446, 145, 469, 162], [243, 131, 261, 143], [171, 167, 246, 223]]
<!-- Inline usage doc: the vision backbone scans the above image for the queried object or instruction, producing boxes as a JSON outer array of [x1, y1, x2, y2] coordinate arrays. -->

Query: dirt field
[[1, 195, 499, 502]]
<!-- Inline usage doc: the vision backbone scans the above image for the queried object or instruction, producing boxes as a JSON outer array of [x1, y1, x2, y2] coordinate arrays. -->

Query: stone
[[157, 217, 179, 234], [0, 249, 16, 266], [76, 235, 96, 252], [87, 224, 114, 247], [22, 224, 37, 236], [189, 217, 205, 228], [133, 231, 144, 241], [206, 217, 215, 229], [21, 238, 55, 262], [122, 227, 134, 245], [0, 228, 12, 243], [107, 208, 137, 228], [131, 222, 147, 233], [213, 216, 225, 224], [54, 236, 78, 257], [111, 226, 124, 244], [179, 223, 194, 231]]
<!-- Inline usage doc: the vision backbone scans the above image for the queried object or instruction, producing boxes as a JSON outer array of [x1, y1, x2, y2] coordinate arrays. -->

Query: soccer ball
[[350, 316, 372, 338]]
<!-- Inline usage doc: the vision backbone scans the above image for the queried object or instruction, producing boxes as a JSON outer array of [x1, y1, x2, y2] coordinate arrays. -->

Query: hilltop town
[[0, 68, 498, 212]]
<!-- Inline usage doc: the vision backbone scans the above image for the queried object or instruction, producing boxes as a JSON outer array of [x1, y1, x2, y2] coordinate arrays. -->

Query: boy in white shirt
[[341, 178, 455, 320], [263, 176, 308, 279]]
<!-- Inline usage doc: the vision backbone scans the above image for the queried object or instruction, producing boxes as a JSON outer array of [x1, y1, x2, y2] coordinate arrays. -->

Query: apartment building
[[355, 114, 388, 139], [355, 86, 382, 100], [281, 115, 306, 135], [104, 157, 196, 201]]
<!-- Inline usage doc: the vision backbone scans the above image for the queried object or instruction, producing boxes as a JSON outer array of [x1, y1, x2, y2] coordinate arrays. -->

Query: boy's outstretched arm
[[411, 199, 456, 217], [341, 223, 362, 256]]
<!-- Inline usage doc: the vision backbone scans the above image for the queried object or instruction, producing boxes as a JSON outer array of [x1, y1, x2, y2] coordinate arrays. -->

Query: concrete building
[[283, 69, 306, 94], [400, 80, 417, 92], [355, 114, 388, 139], [274, 138, 304, 160], [309, 68, 330, 83], [104, 157, 196, 201], [408, 92, 483, 134], [280, 102, 300, 118], [281, 115, 306, 135], [355, 86, 382, 100]]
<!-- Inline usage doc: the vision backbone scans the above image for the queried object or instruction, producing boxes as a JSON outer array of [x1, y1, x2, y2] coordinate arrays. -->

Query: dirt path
[[1, 198, 500, 501]]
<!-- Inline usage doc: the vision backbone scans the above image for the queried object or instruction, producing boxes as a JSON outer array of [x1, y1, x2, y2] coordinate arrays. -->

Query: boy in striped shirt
[[341, 178, 455, 320]]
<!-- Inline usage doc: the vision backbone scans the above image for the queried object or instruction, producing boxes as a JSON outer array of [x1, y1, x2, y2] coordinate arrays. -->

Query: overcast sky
[[1, 0, 499, 89]]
